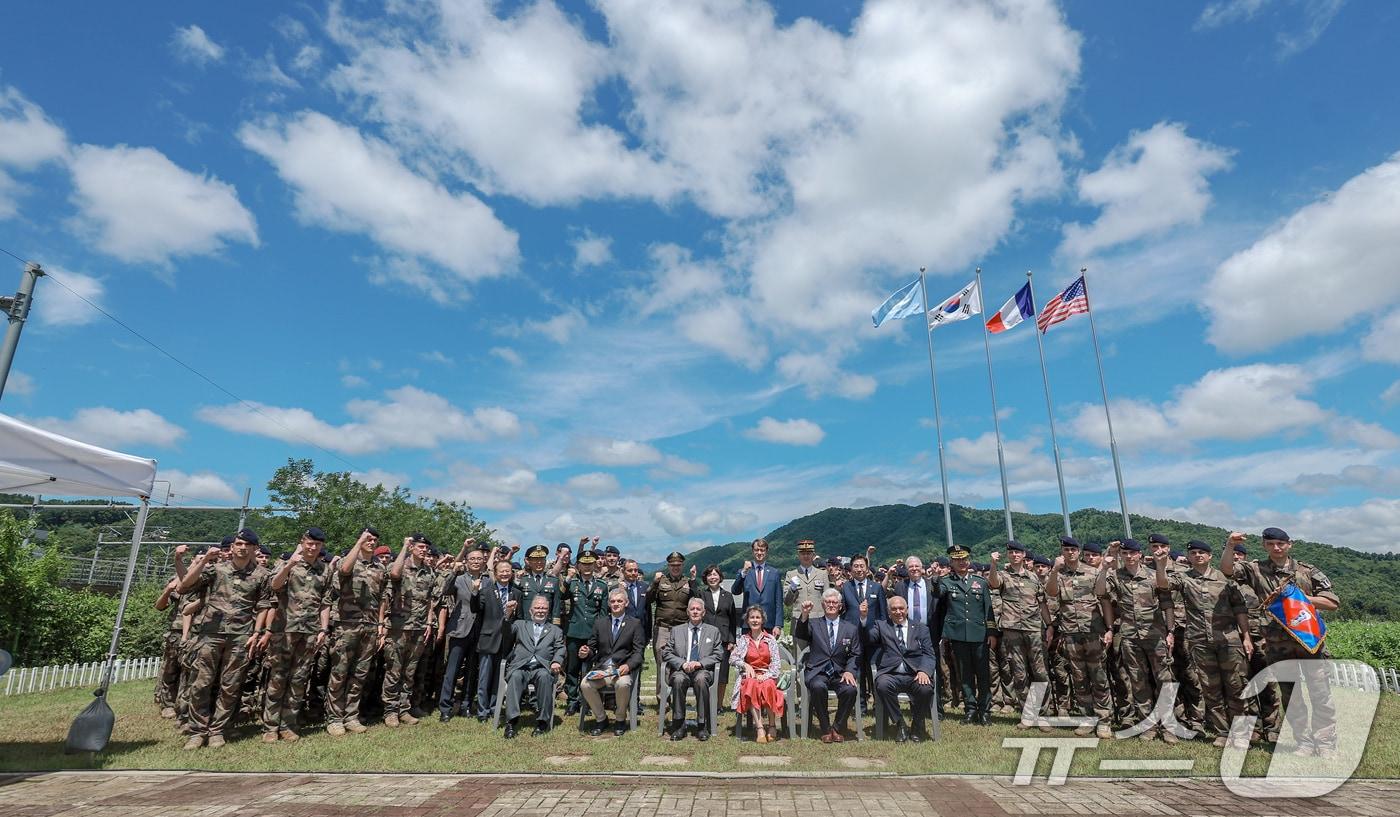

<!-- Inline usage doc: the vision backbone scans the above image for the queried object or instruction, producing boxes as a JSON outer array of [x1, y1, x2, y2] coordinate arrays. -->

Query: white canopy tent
[[0, 412, 157, 751]]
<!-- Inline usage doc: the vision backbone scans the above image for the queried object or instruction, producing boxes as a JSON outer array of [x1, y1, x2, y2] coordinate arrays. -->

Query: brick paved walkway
[[1, 772, 1397, 817]]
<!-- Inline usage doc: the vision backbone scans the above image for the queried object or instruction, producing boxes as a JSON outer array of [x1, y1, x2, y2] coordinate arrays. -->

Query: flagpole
[[975, 268, 1014, 540], [1026, 271, 1073, 537], [1080, 267, 1132, 538], [918, 266, 955, 549]]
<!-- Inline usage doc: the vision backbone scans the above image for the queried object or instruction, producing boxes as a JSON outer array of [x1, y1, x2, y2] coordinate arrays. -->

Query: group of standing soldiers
[[151, 522, 1339, 755]]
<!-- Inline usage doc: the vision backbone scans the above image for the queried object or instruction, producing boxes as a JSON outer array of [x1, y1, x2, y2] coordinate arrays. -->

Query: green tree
[[0, 511, 67, 662]]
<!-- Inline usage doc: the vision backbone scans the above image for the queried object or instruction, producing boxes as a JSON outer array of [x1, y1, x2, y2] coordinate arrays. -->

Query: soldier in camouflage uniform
[[176, 529, 273, 749], [1099, 539, 1177, 743], [260, 527, 331, 741], [1156, 539, 1252, 748], [1223, 539, 1280, 742], [153, 550, 187, 720], [561, 551, 609, 715], [379, 533, 437, 727], [1151, 535, 1203, 730], [325, 527, 387, 736], [1045, 536, 1113, 738], [988, 541, 1050, 729], [1223, 527, 1340, 756]]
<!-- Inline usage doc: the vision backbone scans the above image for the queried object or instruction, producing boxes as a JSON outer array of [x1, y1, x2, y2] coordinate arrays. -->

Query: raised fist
[[1228, 531, 1247, 544], [990, 551, 1001, 564], [801, 600, 813, 615], [174, 544, 189, 557], [743, 560, 754, 572], [288, 550, 303, 565], [859, 600, 869, 615]]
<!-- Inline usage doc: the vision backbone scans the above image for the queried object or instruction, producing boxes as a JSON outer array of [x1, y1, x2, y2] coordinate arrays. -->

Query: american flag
[[1036, 275, 1089, 332]]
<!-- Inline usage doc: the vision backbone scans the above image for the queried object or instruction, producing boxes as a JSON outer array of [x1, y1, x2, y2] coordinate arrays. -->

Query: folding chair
[[492, 660, 556, 729], [730, 643, 797, 741], [871, 666, 940, 741], [575, 658, 640, 732], [657, 659, 722, 737], [796, 646, 864, 740]]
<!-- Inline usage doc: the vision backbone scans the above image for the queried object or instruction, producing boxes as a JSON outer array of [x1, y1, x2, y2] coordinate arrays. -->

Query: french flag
[[985, 283, 1034, 334]]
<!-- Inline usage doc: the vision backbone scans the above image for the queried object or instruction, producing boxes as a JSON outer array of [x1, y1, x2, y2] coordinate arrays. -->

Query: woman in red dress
[[730, 605, 784, 742]]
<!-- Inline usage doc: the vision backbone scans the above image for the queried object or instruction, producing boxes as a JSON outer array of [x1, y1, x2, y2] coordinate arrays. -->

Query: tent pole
[[99, 497, 149, 694]]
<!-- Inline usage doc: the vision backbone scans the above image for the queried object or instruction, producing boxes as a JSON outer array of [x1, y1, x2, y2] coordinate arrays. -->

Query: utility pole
[[0, 262, 44, 402]]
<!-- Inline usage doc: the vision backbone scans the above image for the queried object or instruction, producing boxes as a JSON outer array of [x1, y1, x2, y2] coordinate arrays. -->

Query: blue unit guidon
[[1267, 581, 1327, 654]]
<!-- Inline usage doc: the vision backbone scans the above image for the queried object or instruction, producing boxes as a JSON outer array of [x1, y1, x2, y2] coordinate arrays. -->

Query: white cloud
[[0, 85, 68, 217], [239, 111, 518, 299], [352, 468, 410, 491], [572, 231, 613, 269], [636, 243, 728, 317], [565, 471, 621, 498], [745, 416, 825, 446], [248, 49, 299, 88], [678, 298, 768, 369], [540, 511, 633, 543], [650, 499, 758, 538], [1205, 152, 1400, 354], [1290, 464, 1400, 497], [1328, 418, 1400, 450], [34, 266, 103, 327], [651, 454, 710, 480], [489, 346, 524, 366], [5, 371, 35, 396], [26, 407, 186, 449], [68, 143, 258, 264], [498, 310, 587, 345], [198, 386, 521, 455], [1362, 308, 1400, 365], [170, 24, 225, 65], [776, 351, 877, 400], [424, 462, 543, 511], [340, 374, 368, 388], [421, 350, 454, 366], [572, 437, 664, 467], [1059, 122, 1232, 259], [1139, 495, 1400, 555], [157, 469, 240, 503], [1384, 381, 1400, 407], [1195, 0, 1347, 58]]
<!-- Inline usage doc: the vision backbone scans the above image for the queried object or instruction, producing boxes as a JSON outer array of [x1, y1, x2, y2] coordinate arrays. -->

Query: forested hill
[[643, 503, 1400, 621]]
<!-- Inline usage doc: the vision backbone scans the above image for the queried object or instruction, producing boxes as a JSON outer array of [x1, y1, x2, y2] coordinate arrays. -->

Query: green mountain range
[[641, 503, 1400, 621]]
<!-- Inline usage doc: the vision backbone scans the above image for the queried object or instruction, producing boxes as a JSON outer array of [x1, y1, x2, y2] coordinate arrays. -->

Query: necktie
[[756, 565, 764, 592], [897, 624, 906, 649], [689, 626, 700, 661], [500, 586, 509, 607], [611, 617, 621, 641], [828, 619, 836, 646], [912, 582, 922, 622], [802, 567, 809, 579], [533, 623, 543, 644], [631, 586, 637, 609], [858, 581, 866, 599]]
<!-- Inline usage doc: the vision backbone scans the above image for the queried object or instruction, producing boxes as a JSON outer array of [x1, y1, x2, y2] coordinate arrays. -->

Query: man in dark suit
[[471, 558, 523, 721], [866, 595, 936, 741], [732, 538, 783, 635], [620, 559, 651, 636], [794, 588, 862, 742], [501, 595, 565, 737], [578, 588, 646, 736], [659, 598, 724, 740], [841, 552, 887, 710]]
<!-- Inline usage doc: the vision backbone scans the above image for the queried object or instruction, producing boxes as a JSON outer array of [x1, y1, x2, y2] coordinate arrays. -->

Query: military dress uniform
[[994, 550, 1048, 723], [381, 556, 437, 723], [1162, 542, 1250, 742], [784, 540, 827, 653], [1100, 542, 1174, 738], [937, 548, 994, 723], [326, 553, 387, 732], [1230, 529, 1339, 752], [648, 556, 695, 655], [261, 545, 332, 739], [516, 553, 565, 625], [562, 556, 609, 712]]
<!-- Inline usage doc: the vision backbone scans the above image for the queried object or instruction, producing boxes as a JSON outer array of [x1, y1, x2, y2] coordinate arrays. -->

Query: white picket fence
[[1328, 661, 1400, 694], [1, 656, 162, 696]]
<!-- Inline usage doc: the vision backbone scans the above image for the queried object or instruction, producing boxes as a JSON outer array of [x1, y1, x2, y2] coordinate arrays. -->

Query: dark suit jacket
[[794, 615, 861, 681], [890, 578, 944, 638], [731, 563, 783, 631], [505, 619, 565, 674], [621, 580, 652, 636], [585, 614, 646, 675], [841, 578, 888, 626], [473, 582, 525, 655], [692, 586, 740, 644], [863, 619, 936, 676]]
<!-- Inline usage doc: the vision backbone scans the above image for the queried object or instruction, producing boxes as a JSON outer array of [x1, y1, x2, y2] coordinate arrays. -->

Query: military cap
[[796, 539, 816, 552], [947, 544, 970, 558], [220, 535, 236, 547], [319, 551, 332, 563], [525, 544, 550, 559], [666, 551, 685, 563], [510, 561, 522, 571], [1032, 554, 1051, 567], [825, 556, 843, 567], [604, 545, 621, 556], [971, 562, 987, 571], [1081, 541, 1102, 554], [1233, 542, 1248, 555], [1005, 539, 1026, 552], [1262, 526, 1290, 542], [257, 544, 271, 556], [304, 526, 327, 542], [362, 526, 381, 538], [1148, 533, 1170, 545], [934, 556, 950, 567], [1059, 535, 1081, 549], [236, 528, 260, 546], [1186, 539, 1212, 553], [576, 551, 598, 565], [428, 545, 440, 557], [410, 532, 432, 546], [278, 551, 292, 561], [373, 545, 392, 557], [556, 542, 571, 552], [895, 565, 910, 578], [1119, 538, 1142, 552], [1169, 549, 1183, 560], [194, 545, 208, 555]]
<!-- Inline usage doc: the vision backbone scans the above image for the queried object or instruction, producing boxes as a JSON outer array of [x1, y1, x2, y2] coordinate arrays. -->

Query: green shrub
[[1325, 620, 1400, 668]]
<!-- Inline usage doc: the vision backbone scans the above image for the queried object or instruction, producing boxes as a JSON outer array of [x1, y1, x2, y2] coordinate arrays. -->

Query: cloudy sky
[[2, 0, 1398, 557]]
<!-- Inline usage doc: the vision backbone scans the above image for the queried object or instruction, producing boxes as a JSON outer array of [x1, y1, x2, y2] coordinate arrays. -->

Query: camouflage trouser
[[1062, 633, 1111, 722], [240, 650, 268, 720], [988, 632, 1008, 708], [188, 634, 254, 738], [381, 629, 427, 716], [1245, 632, 1281, 738], [1172, 625, 1203, 727], [325, 624, 376, 726], [999, 629, 1047, 716], [176, 637, 203, 732], [261, 631, 320, 733], [1119, 633, 1173, 728], [1107, 633, 1128, 726], [1265, 640, 1335, 750], [1191, 631, 1249, 737], [1047, 638, 1072, 716], [939, 639, 961, 708], [155, 631, 183, 710]]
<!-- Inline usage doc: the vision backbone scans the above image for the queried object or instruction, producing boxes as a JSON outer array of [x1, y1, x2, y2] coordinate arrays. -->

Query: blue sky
[[2, 0, 1399, 557]]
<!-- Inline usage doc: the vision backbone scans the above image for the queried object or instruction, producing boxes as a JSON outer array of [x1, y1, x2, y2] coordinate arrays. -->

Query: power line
[[2, 248, 364, 472]]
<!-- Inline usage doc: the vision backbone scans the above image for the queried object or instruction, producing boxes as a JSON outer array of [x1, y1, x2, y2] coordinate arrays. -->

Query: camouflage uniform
[[1166, 561, 1204, 729], [381, 560, 436, 717], [261, 558, 331, 735], [1165, 565, 1249, 738], [1101, 565, 1173, 731], [1231, 557, 1339, 750], [1053, 564, 1111, 724], [1233, 574, 1280, 739], [325, 557, 387, 727], [1043, 595, 1071, 716], [154, 590, 184, 713], [996, 565, 1048, 719], [184, 559, 274, 739]]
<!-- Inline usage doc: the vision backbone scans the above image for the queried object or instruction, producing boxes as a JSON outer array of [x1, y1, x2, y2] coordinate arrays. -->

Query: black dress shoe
[[614, 724, 628, 737], [589, 719, 610, 737], [670, 728, 687, 741], [697, 732, 709, 742], [476, 714, 490, 723], [565, 702, 581, 716], [532, 722, 549, 737], [961, 711, 977, 725], [895, 727, 909, 743], [910, 728, 928, 743], [439, 712, 452, 723], [936, 709, 946, 721], [504, 721, 518, 739], [978, 711, 992, 726]]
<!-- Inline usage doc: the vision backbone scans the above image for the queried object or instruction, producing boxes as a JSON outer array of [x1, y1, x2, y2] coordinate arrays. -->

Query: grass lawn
[[0, 680, 1396, 777]]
